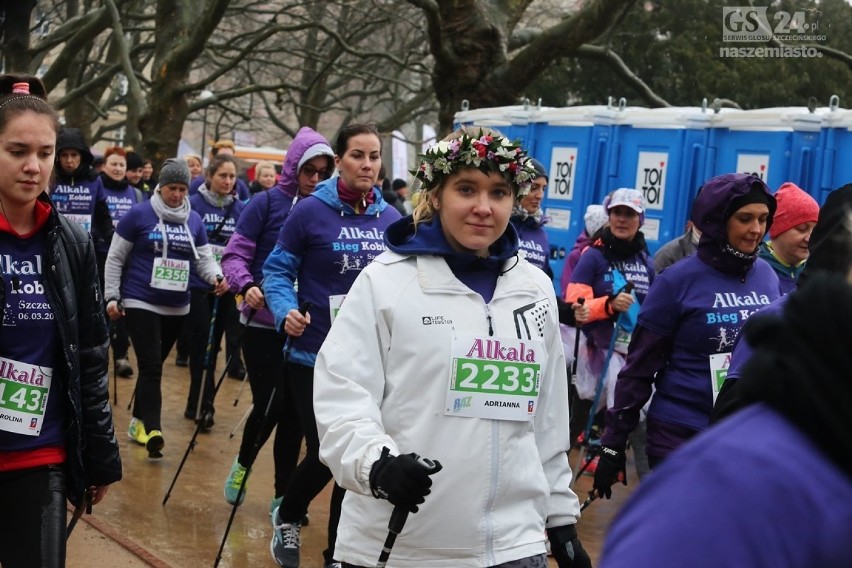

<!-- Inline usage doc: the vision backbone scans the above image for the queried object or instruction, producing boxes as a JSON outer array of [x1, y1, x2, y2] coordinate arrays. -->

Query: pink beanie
[[769, 182, 819, 239]]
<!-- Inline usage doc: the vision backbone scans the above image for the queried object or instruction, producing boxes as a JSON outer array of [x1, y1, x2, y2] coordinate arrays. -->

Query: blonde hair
[[184, 153, 202, 167], [254, 160, 276, 177]]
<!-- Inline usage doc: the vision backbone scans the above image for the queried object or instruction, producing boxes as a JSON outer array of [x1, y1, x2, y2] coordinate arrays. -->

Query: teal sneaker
[[224, 458, 249, 505], [269, 496, 309, 526]]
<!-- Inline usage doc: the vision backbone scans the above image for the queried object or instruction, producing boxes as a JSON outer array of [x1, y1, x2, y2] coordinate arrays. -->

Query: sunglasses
[[300, 164, 331, 180]]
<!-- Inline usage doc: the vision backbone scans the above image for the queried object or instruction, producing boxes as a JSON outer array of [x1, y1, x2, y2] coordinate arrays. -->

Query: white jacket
[[315, 250, 581, 568]]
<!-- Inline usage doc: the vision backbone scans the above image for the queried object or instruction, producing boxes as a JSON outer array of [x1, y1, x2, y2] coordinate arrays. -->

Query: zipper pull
[[485, 304, 494, 336]]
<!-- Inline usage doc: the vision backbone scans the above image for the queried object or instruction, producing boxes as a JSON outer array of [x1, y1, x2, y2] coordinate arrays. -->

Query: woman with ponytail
[[0, 75, 121, 568]]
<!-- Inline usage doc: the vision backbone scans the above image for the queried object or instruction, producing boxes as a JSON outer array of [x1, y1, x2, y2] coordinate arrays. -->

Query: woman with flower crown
[[312, 126, 592, 568]]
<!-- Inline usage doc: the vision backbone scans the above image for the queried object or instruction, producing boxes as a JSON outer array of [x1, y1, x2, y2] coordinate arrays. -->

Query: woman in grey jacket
[[314, 127, 590, 568]]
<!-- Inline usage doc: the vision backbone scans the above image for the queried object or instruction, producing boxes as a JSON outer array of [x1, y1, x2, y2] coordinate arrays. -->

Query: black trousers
[[275, 362, 344, 564], [0, 466, 66, 568], [186, 290, 233, 416], [236, 326, 303, 497], [125, 307, 185, 431]]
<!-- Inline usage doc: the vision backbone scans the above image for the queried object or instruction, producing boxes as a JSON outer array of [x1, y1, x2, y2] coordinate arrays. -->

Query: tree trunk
[[1, 1, 38, 72]]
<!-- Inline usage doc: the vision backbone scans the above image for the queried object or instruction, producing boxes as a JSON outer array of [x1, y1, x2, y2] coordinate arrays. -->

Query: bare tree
[[408, 0, 638, 134]]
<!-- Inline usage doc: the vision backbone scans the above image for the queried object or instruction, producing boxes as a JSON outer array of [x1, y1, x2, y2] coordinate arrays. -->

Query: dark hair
[[0, 74, 60, 136], [334, 123, 381, 157], [206, 154, 237, 179]]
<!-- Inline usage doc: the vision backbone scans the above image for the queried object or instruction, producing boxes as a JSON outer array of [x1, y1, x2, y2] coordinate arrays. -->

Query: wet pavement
[[67, 351, 635, 567]]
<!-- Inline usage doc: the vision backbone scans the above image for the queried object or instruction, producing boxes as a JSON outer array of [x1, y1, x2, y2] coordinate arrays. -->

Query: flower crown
[[413, 130, 538, 197]]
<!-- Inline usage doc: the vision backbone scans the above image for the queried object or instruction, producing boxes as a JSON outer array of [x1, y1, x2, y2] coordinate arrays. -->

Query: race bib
[[709, 352, 732, 403], [65, 213, 92, 233], [150, 257, 190, 291], [614, 328, 632, 355], [444, 334, 545, 422], [0, 356, 52, 436], [210, 244, 226, 264], [329, 294, 346, 324]]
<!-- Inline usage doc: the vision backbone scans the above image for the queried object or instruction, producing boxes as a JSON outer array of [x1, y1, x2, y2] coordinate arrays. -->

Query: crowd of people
[[1, 71, 849, 568]]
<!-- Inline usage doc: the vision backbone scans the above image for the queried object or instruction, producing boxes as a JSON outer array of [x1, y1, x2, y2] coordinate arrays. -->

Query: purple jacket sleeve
[[601, 325, 671, 449], [221, 232, 258, 296]]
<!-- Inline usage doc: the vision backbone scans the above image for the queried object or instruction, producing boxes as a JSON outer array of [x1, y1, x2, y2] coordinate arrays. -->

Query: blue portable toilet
[[708, 107, 824, 200], [817, 97, 852, 204], [453, 102, 550, 155], [532, 104, 622, 291], [605, 106, 714, 255]]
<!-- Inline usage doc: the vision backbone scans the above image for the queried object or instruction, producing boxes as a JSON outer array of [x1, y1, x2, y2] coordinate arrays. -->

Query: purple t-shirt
[[725, 294, 789, 381], [512, 218, 550, 272], [570, 247, 654, 347], [99, 185, 142, 253], [601, 404, 852, 568], [639, 254, 780, 430], [188, 194, 244, 290], [0, 232, 63, 451], [51, 177, 104, 233], [275, 196, 399, 355], [115, 202, 209, 308]]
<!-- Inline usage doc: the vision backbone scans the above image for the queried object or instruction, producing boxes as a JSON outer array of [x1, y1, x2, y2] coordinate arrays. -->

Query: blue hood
[[384, 215, 519, 267], [308, 176, 390, 216]]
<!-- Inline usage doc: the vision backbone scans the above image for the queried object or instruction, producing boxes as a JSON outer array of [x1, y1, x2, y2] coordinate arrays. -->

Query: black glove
[[592, 446, 627, 499], [369, 447, 442, 513], [548, 525, 592, 568]]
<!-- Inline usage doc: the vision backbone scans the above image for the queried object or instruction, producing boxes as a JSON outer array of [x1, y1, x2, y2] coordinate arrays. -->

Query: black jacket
[[0, 193, 122, 506]]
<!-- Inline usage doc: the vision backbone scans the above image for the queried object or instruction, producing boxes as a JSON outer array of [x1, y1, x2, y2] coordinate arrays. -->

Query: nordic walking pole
[[571, 283, 633, 487], [569, 297, 586, 413], [376, 453, 443, 568], [195, 286, 222, 424], [163, 288, 255, 506], [111, 320, 118, 406], [66, 489, 92, 540], [163, 279, 222, 506], [232, 371, 249, 406], [215, 301, 312, 568], [229, 404, 253, 439]]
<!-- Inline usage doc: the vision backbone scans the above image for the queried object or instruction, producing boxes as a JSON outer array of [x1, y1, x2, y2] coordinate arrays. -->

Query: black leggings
[[125, 308, 185, 431], [237, 327, 302, 497], [276, 362, 345, 564], [0, 466, 66, 568]]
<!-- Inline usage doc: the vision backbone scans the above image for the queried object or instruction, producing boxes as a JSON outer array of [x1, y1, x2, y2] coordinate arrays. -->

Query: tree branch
[[104, 0, 147, 116], [502, 0, 634, 87], [576, 44, 671, 107]]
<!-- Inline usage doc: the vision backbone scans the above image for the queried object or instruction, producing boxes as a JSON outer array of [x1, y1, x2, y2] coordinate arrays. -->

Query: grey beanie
[[530, 158, 548, 181], [158, 158, 191, 187]]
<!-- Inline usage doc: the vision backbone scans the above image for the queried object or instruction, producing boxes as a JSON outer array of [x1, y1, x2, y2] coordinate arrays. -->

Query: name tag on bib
[[65, 213, 92, 233], [709, 352, 732, 403], [0, 356, 52, 436], [444, 334, 545, 422], [210, 244, 226, 264], [150, 257, 190, 291]]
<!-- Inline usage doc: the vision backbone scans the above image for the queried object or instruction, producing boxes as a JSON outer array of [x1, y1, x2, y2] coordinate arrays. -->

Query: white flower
[[435, 141, 451, 154]]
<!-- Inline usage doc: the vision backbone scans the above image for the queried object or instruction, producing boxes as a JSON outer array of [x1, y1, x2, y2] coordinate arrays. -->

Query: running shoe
[[268, 496, 310, 525], [270, 507, 301, 568], [115, 358, 133, 378], [224, 458, 249, 505], [128, 418, 148, 445], [146, 430, 164, 459]]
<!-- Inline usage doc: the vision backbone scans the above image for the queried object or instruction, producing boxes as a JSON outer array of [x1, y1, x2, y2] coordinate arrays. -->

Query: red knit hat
[[769, 182, 819, 239]]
